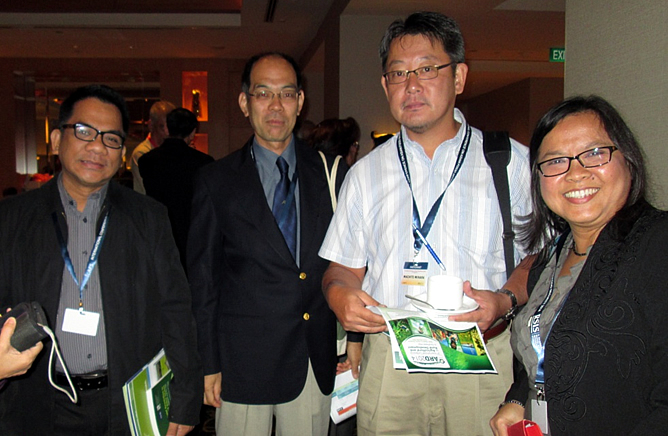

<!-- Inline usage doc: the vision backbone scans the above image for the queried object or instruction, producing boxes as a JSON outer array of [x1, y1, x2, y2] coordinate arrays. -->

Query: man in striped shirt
[[319, 11, 532, 436]]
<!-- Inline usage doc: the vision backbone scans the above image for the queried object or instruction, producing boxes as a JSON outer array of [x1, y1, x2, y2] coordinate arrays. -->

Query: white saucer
[[409, 293, 479, 316]]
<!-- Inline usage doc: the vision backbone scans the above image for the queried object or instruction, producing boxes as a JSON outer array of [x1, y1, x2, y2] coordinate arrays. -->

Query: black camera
[[0, 302, 49, 351]]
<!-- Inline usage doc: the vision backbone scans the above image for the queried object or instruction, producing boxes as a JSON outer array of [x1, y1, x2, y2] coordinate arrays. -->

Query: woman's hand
[[490, 403, 524, 436]]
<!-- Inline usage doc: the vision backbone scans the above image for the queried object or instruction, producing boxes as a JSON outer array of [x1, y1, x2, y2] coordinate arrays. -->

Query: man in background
[[139, 107, 214, 272], [131, 100, 175, 194]]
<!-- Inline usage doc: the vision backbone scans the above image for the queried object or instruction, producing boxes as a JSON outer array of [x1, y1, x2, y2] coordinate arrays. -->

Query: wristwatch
[[497, 288, 518, 321]]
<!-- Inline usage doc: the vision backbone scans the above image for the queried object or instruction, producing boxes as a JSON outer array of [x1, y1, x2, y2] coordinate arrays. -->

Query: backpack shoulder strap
[[483, 131, 515, 278]]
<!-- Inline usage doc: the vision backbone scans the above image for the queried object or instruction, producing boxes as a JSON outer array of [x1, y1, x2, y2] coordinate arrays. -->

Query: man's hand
[[0, 316, 43, 380], [166, 422, 194, 436], [203, 373, 222, 408], [346, 341, 362, 379], [322, 263, 386, 333], [448, 282, 511, 331], [450, 255, 536, 331]]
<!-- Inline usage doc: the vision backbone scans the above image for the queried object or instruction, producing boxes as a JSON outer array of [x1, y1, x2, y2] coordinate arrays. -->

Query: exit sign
[[550, 48, 565, 62]]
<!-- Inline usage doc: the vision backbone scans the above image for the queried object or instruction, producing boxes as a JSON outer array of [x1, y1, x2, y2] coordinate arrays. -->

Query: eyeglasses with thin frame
[[246, 89, 301, 102], [61, 123, 125, 150], [537, 146, 619, 177], [383, 62, 455, 85]]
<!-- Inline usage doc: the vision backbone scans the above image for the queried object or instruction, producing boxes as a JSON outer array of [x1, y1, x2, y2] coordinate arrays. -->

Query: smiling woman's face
[[538, 111, 632, 236]]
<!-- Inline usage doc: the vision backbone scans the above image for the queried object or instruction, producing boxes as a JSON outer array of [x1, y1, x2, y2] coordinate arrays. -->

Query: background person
[[131, 100, 176, 194], [139, 107, 214, 273], [490, 95, 668, 435], [308, 117, 361, 167]]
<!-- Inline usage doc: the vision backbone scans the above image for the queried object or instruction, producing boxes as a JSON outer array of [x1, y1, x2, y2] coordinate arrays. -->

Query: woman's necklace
[[571, 241, 588, 257]]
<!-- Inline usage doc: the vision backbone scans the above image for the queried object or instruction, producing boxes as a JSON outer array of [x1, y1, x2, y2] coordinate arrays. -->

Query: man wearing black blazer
[[139, 107, 214, 272], [188, 53, 345, 435]]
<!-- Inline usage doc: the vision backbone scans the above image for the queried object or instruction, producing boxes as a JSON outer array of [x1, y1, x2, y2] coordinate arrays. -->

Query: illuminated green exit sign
[[550, 48, 565, 62]]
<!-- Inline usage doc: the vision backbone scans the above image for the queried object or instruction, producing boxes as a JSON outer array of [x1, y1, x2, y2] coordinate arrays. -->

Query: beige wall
[[462, 78, 564, 146], [566, 0, 668, 206], [340, 15, 400, 156], [339, 15, 564, 156]]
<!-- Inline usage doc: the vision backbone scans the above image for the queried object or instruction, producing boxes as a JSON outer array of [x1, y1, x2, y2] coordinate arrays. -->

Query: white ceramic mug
[[427, 275, 464, 310]]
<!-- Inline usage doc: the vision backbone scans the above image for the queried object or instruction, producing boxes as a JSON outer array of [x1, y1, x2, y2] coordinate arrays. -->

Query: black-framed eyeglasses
[[246, 89, 301, 102], [383, 62, 455, 85], [61, 123, 125, 150], [537, 146, 618, 177]]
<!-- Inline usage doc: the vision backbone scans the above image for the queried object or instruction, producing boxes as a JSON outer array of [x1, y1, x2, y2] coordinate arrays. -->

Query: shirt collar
[[400, 108, 469, 158], [57, 173, 109, 213], [252, 135, 297, 177]]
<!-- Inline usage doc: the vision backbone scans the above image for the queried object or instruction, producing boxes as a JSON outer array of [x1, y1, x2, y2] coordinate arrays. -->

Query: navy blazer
[[0, 179, 203, 435], [188, 136, 344, 404]]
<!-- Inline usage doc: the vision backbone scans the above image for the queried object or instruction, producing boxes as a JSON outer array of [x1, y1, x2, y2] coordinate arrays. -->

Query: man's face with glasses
[[51, 97, 125, 197], [381, 34, 467, 143], [238, 55, 304, 154]]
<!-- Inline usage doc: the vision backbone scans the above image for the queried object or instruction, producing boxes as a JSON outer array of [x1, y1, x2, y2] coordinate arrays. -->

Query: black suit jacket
[[139, 137, 214, 271], [0, 179, 203, 435], [188, 136, 346, 404]]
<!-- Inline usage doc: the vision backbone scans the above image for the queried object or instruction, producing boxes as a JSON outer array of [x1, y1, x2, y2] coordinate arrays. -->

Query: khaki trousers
[[215, 360, 331, 436], [357, 328, 513, 436]]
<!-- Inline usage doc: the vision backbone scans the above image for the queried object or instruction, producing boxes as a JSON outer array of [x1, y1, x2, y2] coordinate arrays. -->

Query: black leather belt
[[56, 371, 108, 391]]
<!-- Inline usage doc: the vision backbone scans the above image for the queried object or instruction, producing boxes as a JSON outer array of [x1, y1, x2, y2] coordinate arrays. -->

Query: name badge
[[62, 308, 100, 336], [401, 262, 428, 286], [530, 399, 549, 434]]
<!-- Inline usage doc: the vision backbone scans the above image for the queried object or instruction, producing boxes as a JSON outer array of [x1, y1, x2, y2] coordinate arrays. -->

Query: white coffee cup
[[427, 275, 464, 310]]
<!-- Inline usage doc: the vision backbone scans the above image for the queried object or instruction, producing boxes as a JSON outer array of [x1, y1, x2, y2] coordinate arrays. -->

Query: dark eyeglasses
[[537, 146, 618, 177], [61, 123, 125, 149], [383, 63, 455, 85], [246, 89, 300, 101]]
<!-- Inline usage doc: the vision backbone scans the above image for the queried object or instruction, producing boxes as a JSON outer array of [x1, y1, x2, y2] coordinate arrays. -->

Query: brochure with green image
[[371, 307, 496, 374]]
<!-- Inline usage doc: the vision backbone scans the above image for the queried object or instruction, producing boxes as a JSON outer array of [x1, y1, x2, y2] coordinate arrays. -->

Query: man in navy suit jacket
[[188, 52, 345, 436]]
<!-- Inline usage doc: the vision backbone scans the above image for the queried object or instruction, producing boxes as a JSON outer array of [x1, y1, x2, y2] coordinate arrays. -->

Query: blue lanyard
[[52, 211, 109, 312], [529, 235, 571, 397], [397, 124, 471, 255]]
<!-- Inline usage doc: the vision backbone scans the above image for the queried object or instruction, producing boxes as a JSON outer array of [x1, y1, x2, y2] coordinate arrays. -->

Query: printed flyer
[[371, 307, 497, 374]]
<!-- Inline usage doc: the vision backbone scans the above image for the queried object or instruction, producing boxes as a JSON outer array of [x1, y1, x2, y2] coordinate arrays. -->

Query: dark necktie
[[272, 156, 297, 259]]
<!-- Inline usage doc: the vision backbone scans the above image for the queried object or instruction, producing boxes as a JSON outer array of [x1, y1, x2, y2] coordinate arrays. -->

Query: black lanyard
[[397, 124, 471, 255]]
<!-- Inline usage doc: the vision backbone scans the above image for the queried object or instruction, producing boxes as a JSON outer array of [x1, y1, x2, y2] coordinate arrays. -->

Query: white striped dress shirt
[[319, 109, 532, 309]]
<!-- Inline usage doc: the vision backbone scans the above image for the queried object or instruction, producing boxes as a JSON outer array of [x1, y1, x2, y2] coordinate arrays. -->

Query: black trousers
[[53, 387, 109, 436]]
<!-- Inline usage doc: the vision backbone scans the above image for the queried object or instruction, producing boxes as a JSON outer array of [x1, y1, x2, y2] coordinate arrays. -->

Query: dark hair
[[520, 95, 649, 255], [308, 117, 360, 157], [57, 84, 130, 135], [166, 108, 199, 139], [379, 11, 465, 72], [241, 52, 303, 94]]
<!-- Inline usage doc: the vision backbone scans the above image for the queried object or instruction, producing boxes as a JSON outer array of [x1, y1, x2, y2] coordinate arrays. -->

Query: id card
[[401, 262, 428, 286], [62, 308, 100, 336], [530, 399, 549, 435]]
